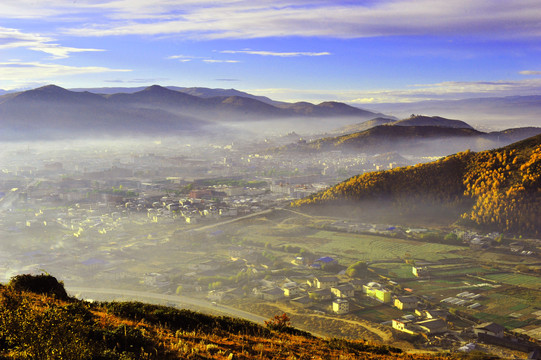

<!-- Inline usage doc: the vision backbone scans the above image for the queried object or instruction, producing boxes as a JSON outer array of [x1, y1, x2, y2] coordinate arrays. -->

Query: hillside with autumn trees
[[293, 134, 541, 236], [0, 274, 485, 360]]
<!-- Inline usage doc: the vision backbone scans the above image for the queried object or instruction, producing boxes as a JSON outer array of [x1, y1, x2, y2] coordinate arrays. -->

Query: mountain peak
[[394, 115, 473, 129], [12, 84, 84, 103], [35, 84, 69, 93], [142, 84, 171, 93]]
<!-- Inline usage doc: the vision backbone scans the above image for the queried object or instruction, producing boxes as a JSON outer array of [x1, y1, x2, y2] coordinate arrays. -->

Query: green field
[[230, 211, 541, 334], [370, 263, 417, 279], [307, 230, 463, 262], [484, 273, 541, 289], [430, 266, 495, 276]]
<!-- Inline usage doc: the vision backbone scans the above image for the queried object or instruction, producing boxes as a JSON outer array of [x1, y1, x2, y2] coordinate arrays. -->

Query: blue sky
[[1, 0, 541, 104]]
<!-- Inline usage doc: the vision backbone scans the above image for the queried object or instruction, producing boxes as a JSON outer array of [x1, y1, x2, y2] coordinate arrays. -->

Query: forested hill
[[293, 134, 541, 236]]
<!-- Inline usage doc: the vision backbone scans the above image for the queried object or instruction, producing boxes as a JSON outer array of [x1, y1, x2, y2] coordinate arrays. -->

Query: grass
[[484, 273, 541, 289], [308, 231, 463, 262], [429, 266, 494, 277], [370, 263, 416, 279]]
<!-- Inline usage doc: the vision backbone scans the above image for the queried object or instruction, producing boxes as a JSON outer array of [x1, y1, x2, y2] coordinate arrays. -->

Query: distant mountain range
[[70, 85, 283, 106], [0, 85, 381, 141], [362, 95, 541, 129], [277, 115, 541, 156], [329, 115, 471, 136]]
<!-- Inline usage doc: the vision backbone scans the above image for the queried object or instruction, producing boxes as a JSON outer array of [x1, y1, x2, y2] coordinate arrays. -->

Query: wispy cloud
[[519, 70, 541, 75], [105, 78, 167, 83], [0, 26, 104, 59], [166, 54, 199, 62], [202, 59, 239, 63], [220, 49, 330, 57], [167, 54, 239, 63], [0, 61, 130, 89], [53, 0, 541, 40], [250, 78, 541, 104]]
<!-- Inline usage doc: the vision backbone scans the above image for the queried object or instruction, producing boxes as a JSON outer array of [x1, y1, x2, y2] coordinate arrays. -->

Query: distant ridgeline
[[293, 134, 541, 236]]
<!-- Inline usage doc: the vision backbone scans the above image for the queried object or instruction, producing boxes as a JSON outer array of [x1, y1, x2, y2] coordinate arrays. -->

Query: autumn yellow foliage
[[293, 135, 541, 235]]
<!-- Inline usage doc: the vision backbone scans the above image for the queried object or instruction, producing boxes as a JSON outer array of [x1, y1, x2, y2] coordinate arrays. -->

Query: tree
[[345, 261, 368, 278], [8, 274, 69, 301], [265, 313, 291, 332], [444, 232, 459, 244]]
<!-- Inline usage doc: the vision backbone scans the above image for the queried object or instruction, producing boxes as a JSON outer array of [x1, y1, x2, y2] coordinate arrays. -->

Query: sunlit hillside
[[0, 274, 468, 360], [293, 134, 541, 235]]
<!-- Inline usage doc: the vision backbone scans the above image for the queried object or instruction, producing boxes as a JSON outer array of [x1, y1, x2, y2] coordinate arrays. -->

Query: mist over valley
[[0, 83, 540, 358], [1, 1, 541, 357]]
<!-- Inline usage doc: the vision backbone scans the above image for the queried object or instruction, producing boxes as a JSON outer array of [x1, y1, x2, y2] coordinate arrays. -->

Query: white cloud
[[54, 0, 541, 40], [0, 26, 104, 59], [166, 54, 198, 62], [250, 78, 541, 104], [519, 70, 541, 75], [0, 61, 130, 88], [202, 59, 239, 63], [220, 50, 330, 57], [166, 55, 239, 63]]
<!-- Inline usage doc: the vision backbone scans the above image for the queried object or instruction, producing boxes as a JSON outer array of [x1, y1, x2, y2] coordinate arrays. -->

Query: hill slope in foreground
[[293, 134, 541, 236], [0, 274, 459, 360]]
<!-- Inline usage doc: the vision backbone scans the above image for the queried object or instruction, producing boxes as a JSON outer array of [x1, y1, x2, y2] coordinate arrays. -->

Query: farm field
[[484, 273, 541, 289], [225, 211, 540, 339]]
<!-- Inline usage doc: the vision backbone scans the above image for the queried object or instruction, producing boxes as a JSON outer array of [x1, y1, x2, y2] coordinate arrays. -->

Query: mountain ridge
[[0, 84, 381, 140]]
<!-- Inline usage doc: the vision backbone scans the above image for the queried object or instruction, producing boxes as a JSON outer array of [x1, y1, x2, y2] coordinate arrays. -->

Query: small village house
[[314, 276, 339, 289], [331, 284, 355, 298], [394, 296, 419, 310], [474, 322, 505, 338], [332, 298, 349, 314]]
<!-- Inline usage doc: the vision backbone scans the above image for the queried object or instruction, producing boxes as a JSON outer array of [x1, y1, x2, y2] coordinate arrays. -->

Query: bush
[[8, 274, 69, 300]]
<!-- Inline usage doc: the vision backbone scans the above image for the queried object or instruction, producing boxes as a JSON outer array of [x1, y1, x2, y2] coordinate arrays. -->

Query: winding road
[[67, 286, 267, 324]]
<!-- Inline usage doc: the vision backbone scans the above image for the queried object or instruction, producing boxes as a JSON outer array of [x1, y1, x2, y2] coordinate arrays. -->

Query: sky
[[1, 0, 541, 104]]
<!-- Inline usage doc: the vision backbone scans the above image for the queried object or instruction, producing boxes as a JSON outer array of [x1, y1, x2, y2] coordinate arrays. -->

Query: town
[[0, 138, 540, 358]]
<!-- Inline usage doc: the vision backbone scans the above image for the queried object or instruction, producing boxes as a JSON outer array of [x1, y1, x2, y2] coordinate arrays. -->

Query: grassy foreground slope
[[0, 274, 469, 360], [293, 134, 541, 235]]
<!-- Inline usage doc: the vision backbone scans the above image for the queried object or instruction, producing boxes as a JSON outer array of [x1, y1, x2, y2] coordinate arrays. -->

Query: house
[[283, 285, 301, 297], [474, 322, 505, 338], [362, 281, 382, 293], [331, 284, 355, 298], [392, 319, 418, 335], [394, 296, 419, 310], [470, 237, 493, 250], [367, 288, 392, 303], [314, 276, 339, 289], [423, 309, 448, 320], [363, 281, 391, 303], [309, 288, 333, 301], [189, 189, 212, 199], [333, 299, 349, 314], [315, 256, 337, 265], [412, 266, 429, 277], [260, 287, 284, 301], [416, 318, 448, 335], [509, 242, 525, 253]]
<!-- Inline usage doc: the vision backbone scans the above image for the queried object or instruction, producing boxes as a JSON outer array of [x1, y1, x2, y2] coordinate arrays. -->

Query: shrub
[[8, 274, 69, 300]]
